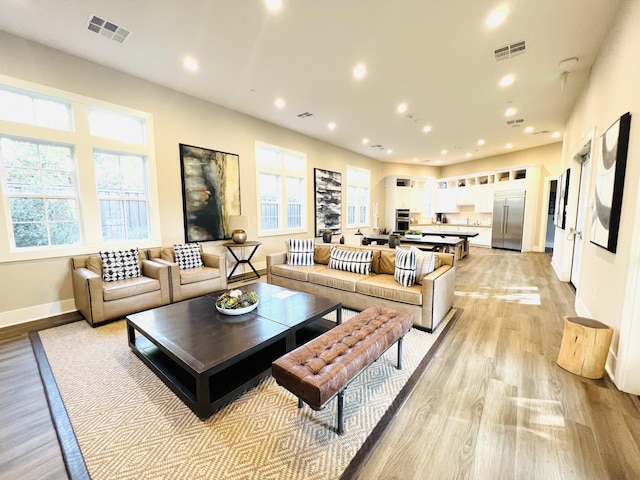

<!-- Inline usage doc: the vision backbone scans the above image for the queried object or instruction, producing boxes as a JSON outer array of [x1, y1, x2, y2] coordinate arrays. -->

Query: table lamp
[[228, 215, 249, 244]]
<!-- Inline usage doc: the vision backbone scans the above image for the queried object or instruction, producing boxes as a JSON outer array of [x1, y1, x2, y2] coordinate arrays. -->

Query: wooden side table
[[223, 241, 261, 280], [557, 316, 613, 379]]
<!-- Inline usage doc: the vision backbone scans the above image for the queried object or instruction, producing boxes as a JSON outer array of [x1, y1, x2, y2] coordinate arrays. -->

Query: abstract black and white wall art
[[314, 168, 342, 236], [179, 144, 240, 242], [590, 112, 631, 253]]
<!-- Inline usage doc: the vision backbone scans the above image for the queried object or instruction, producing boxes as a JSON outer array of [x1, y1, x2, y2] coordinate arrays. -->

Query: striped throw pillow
[[394, 248, 417, 287], [412, 247, 435, 285], [288, 238, 315, 266], [328, 247, 373, 275]]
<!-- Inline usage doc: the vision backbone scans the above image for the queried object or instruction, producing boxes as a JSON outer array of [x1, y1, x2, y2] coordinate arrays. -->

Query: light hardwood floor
[[1, 248, 639, 479], [358, 248, 640, 479]]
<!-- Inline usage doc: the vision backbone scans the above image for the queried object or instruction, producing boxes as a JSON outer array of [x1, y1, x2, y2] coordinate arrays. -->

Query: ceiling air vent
[[506, 118, 525, 127], [370, 144, 385, 150], [297, 112, 313, 118], [494, 40, 526, 61], [88, 15, 131, 43], [533, 130, 551, 136]]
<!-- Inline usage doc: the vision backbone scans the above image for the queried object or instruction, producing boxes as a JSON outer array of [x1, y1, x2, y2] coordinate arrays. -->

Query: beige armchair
[[147, 245, 227, 302], [71, 250, 171, 327]]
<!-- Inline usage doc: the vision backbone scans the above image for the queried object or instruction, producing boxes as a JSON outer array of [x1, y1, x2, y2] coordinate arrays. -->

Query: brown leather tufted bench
[[271, 305, 413, 434]]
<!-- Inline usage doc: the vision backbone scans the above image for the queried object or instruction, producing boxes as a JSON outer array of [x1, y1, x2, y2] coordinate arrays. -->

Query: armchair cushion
[[173, 243, 204, 269], [99, 248, 141, 282]]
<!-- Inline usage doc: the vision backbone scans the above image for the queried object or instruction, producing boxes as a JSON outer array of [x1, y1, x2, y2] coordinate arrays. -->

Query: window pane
[[95, 150, 150, 241], [10, 197, 46, 222], [284, 153, 305, 172], [13, 222, 48, 248], [49, 221, 80, 246], [88, 108, 146, 144], [0, 86, 72, 131], [256, 146, 281, 168]]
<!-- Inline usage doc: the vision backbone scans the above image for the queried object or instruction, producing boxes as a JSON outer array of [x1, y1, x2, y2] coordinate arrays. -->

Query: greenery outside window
[[0, 136, 80, 248]]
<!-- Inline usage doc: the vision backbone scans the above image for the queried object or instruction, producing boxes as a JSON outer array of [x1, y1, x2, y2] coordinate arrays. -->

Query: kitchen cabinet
[[435, 188, 459, 213], [469, 227, 492, 247]]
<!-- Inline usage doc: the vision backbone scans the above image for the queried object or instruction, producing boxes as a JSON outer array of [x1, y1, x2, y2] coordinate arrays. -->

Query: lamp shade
[[228, 215, 249, 232]]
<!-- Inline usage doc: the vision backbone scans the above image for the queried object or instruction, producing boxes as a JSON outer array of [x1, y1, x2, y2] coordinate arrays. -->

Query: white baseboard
[[0, 299, 77, 328]]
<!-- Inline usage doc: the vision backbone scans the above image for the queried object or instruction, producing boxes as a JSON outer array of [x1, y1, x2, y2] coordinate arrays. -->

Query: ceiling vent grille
[[370, 144, 385, 150], [494, 40, 526, 61], [533, 130, 551, 136], [88, 15, 131, 43], [297, 112, 313, 118], [506, 118, 525, 127]]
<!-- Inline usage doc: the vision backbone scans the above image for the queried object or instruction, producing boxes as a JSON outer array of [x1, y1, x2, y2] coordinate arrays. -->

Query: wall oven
[[395, 208, 410, 232]]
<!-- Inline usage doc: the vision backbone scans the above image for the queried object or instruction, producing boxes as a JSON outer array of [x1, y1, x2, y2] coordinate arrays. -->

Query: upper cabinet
[[385, 175, 435, 226], [436, 165, 540, 213]]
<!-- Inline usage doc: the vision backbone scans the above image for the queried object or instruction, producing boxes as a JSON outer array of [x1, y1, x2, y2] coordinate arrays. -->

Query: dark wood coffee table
[[126, 282, 341, 419]]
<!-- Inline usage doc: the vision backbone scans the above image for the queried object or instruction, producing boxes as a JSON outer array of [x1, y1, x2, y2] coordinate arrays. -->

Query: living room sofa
[[266, 244, 455, 332], [71, 249, 171, 327]]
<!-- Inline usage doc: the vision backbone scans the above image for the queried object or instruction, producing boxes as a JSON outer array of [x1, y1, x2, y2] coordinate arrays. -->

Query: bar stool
[[557, 316, 613, 379]]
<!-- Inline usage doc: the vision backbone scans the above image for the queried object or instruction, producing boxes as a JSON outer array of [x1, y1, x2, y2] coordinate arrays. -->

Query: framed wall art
[[590, 112, 632, 253], [179, 144, 240, 242], [554, 168, 570, 229], [314, 168, 342, 236]]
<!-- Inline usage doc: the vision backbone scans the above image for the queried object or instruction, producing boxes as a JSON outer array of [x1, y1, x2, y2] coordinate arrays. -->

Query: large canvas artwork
[[590, 112, 632, 253], [179, 144, 240, 242], [314, 168, 342, 236]]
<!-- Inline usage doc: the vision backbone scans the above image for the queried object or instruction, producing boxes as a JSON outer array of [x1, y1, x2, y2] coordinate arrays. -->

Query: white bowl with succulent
[[215, 289, 259, 315]]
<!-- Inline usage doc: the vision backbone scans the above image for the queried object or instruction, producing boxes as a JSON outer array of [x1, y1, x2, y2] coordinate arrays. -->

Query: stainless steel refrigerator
[[492, 190, 525, 251]]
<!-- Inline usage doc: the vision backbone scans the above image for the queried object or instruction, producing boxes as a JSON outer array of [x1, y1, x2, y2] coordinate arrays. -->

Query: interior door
[[570, 148, 591, 289]]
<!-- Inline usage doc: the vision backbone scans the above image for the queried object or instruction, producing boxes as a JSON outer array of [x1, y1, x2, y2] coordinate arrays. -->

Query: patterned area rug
[[33, 307, 461, 480]]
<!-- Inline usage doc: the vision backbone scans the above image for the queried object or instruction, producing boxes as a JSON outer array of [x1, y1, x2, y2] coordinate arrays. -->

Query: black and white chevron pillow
[[174, 243, 204, 270], [288, 238, 315, 266], [394, 248, 417, 287], [328, 247, 373, 275], [100, 248, 141, 282]]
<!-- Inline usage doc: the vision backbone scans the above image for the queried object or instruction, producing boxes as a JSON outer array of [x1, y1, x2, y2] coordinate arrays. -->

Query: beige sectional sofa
[[267, 244, 456, 332]]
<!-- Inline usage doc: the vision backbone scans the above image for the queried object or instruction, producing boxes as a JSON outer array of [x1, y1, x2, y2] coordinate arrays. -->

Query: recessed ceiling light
[[362, 138, 369, 144], [552, 131, 561, 138], [441, 150, 448, 155], [477, 139, 486, 146], [500, 75, 514, 87], [506, 143, 513, 149], [274, 98, 285, 109], [353, 63, 366, 80], [397, 103, 408, 114], [265, 0, 282, 11], [505, 107, 517, 116], [466, 153, 472, 158], [487, 8, 507, 28], [387, 149, 393, 154], [423, 125, 432, 133], [524, 126, 534, 133], [412, 158, 418, 163], [183, 57, 199, 72], [328, 122, 336, 130]]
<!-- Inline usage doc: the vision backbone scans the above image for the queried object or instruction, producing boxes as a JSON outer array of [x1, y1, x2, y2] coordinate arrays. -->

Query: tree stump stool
[[557, 316, 613, 379]]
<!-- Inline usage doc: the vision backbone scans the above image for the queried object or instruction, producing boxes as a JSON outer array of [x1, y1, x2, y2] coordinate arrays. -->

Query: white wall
[[559, 0, 640, 394]]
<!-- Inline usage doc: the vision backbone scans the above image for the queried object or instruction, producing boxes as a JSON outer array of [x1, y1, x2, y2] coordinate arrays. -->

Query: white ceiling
[[0, 0, 623, 165]]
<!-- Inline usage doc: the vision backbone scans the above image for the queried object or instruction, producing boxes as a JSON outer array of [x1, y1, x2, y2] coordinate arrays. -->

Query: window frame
[[255, 141, 307, 237], [346, 165, 371, 228], [0, 74, 160, 262]]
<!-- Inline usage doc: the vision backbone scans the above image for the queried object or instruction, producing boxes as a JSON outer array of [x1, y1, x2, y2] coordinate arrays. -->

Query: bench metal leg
[[337, 390, 345, 435], [397, 336, 404, 370]]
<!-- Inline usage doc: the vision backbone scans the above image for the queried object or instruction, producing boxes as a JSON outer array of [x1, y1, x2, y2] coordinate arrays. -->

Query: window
[[0, 136, 80, 248], [346, 166, 370, 227], [256, 143, 306, 235], [0, 75, 158, 261], [0, 85, 72, 131], [94, 150, 150, 241]]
